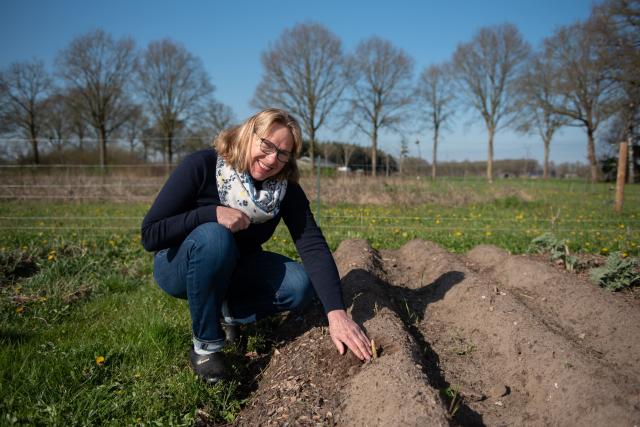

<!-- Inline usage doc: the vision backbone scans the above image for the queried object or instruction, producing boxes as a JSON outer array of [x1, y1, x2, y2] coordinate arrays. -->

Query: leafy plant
[[590, 253, 640, 291], [528, 233, 578, 272]]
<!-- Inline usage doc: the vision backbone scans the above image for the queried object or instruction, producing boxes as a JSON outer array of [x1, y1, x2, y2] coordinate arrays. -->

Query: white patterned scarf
[[216, 156, 287, 223]]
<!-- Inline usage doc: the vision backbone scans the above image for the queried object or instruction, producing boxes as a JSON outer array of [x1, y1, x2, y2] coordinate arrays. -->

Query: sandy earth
[[222, 239, 640, 426]]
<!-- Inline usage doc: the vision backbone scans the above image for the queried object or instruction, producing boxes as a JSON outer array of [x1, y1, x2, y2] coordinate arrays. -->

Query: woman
[[141, 108, 371, 384]]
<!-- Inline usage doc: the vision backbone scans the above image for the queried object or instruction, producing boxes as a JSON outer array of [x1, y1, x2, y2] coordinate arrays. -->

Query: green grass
[[1, 178, 638, 425]]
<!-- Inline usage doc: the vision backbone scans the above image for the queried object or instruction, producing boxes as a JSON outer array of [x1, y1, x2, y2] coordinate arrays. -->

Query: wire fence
[[1, 165, 638, 243]]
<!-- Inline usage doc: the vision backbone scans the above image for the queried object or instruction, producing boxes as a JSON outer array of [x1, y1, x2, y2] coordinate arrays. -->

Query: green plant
[[441, 386, 461, 417], [590, 253, 640, 291], [528, 233, 578, 272]]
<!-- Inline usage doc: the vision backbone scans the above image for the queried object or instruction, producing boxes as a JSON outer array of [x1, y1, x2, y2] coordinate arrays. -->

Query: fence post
[[615, 141, 628, 213]]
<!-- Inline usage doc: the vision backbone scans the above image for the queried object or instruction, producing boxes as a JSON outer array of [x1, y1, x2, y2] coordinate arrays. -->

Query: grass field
[[1, 177, 638, 425]]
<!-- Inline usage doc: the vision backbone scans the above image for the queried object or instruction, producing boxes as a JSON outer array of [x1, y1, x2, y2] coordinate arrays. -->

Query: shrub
[[528, 233, 578, 272], [590, 254, 640, 291]]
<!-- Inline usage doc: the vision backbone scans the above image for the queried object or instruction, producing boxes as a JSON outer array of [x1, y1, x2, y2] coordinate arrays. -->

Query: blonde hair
[[214, 108, 302, 182]]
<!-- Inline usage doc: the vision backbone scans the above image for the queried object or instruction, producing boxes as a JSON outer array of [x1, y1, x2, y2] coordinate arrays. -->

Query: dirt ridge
[[381, 239, 640, 426], [228, 239, 640, 426], [466, 244, 640, 379]]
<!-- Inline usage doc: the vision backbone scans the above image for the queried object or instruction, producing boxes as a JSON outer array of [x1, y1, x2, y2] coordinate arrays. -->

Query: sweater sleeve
[[141, 152, 218, 252], [282, 182, 345, 313]]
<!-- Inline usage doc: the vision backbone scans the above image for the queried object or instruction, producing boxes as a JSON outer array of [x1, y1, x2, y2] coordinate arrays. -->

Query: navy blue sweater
[[141, 149, 344, 313]]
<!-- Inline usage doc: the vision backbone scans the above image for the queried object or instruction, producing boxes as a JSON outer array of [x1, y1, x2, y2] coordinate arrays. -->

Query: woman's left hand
[[327, 309, 372, 362]]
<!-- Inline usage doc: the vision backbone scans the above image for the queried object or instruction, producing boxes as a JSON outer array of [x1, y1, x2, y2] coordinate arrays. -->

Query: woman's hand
[[327, 309, 372, 362], [216, 206, 250, 233]]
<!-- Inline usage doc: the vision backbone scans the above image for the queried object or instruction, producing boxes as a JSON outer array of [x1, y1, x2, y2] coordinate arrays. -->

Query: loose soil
[[222, 239, 640, 426]]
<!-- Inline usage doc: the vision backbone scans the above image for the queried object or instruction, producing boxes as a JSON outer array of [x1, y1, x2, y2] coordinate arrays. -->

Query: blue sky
[[0, 0, 597, 164]]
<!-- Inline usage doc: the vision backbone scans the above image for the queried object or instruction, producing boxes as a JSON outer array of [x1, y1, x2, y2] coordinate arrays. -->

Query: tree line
[[1, 0, 638, 182], [0, 32, 234, 167]]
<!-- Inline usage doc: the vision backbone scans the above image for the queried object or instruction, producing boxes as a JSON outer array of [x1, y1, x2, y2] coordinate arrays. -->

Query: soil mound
[[468, 244, 640, 379], [227, 240, 640, 426]]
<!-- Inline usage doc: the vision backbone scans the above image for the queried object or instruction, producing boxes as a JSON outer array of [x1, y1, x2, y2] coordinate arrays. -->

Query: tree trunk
[[432, 127, 439, 181], [30, 137, 40, 165], [166, 132, 173, 166], [487, 128, 494, 183], [309, 127, 316, 171], [587, 127, 598, 183], [371, 127, 378, 177], [99, 126, 108, 168], [543, 138, 550, 179]]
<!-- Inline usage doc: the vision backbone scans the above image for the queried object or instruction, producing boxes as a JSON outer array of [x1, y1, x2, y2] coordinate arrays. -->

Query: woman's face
[[249, 123, 293, 181]]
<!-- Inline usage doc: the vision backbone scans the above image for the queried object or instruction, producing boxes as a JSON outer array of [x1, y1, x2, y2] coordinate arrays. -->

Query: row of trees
[[311, 139, 592, 179], [252, 0, 638, 182], [1, 0, 637, 182], [0, 30, 234, 166]]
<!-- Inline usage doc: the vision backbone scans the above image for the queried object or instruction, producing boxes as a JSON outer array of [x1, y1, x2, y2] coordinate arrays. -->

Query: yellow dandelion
[[15, 306, 24, 314], [485, 231, 492, 237], [96, 356, 105, 366], [435, 219, 441, 224], [601, 247, 609, 254], [454, 231, 462, 237]]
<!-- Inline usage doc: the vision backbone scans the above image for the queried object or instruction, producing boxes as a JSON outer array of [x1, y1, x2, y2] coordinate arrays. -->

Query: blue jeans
[[153, 222, 315, 352]]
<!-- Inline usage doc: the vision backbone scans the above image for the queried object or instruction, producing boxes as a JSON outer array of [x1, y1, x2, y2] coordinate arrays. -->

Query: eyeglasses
[[256, 136, 292, 163]]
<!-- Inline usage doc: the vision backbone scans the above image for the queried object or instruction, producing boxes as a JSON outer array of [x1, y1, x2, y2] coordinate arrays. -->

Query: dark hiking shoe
[[221, 322, 240, 344], [190, 349, 227, 384]]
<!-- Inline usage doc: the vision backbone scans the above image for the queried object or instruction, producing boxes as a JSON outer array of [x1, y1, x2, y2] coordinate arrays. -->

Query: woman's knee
[[187, 222, 238, 262], [282, 263, 315, 310]]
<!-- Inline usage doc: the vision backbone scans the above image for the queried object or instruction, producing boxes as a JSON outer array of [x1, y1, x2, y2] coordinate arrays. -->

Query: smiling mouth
[[258, 160, 273, 171]]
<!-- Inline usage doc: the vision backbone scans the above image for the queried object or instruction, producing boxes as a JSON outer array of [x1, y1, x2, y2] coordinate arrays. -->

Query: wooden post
[[615, 141, 628, 213]]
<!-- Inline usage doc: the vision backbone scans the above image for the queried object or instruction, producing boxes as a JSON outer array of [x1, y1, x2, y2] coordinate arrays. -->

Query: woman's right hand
[[216, 206, 250, 233]]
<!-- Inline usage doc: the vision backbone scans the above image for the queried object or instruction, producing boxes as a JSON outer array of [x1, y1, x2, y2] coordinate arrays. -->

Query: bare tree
[[515, 50, 569, 178], [253, 22, 346, 169], [137, 39, 214, 165], [42, 91, 70, 160], [0, 59, 52, 164], [119, 104, 148, 155], [55, 29, 136, 167], [416, 62, 456, 180], [592, 0, 640, 182], [63, 87, 90, 152], [452, 24, 530, 182], [339, 143, 358, 169], [202, 100, 235, 140], [346, 37, 414, 176], [543, 21, 617, 182]]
